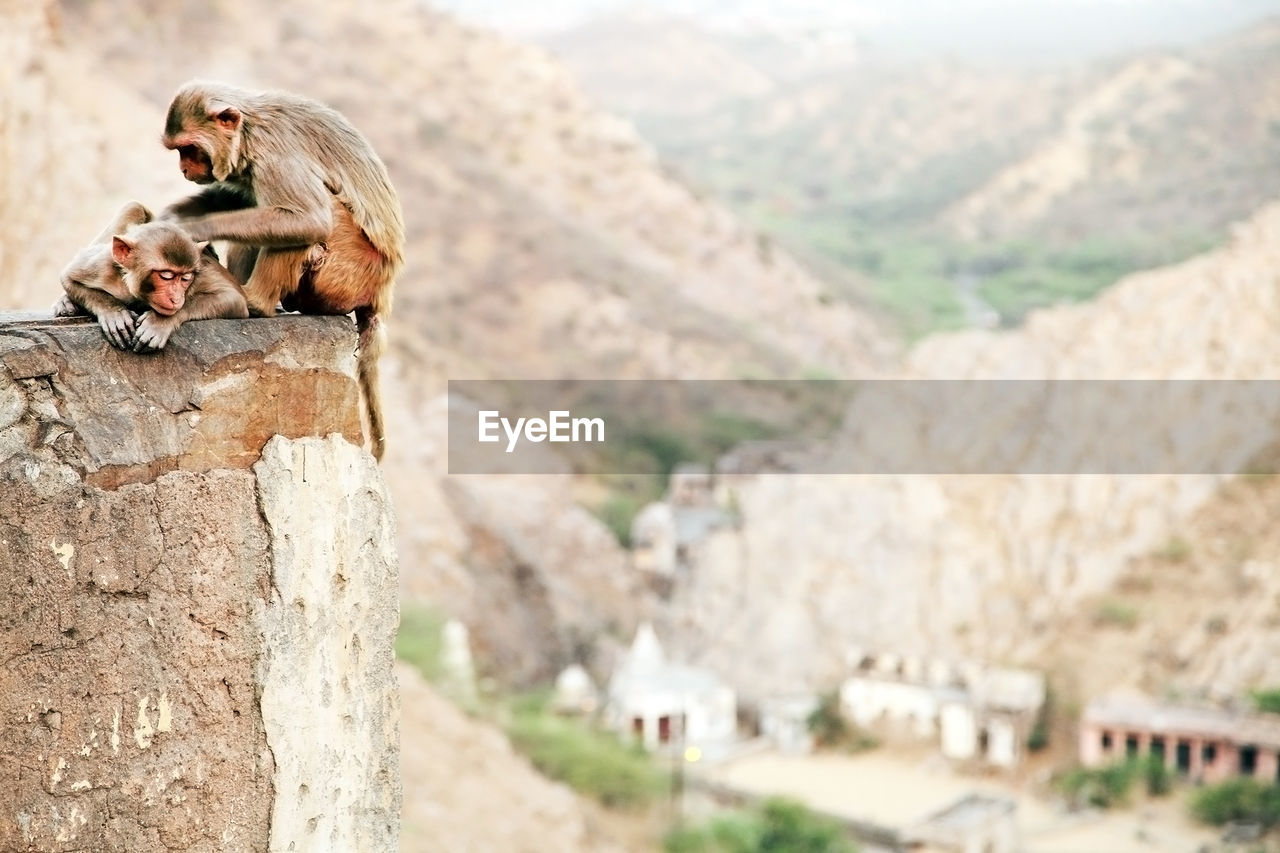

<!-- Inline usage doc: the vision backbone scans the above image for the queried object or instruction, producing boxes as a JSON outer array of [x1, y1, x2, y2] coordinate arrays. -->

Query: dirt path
[[701, 749, 1218, 852]]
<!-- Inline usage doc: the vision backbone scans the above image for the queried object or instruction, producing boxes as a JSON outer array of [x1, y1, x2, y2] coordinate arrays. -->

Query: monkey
[[159, 81, 404, 462], [54, 202, 250, 352]]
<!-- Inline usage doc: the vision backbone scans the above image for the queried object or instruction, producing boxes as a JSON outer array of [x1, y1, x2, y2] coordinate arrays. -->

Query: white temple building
[[553, 663, 600, 715], [605, 623, 736, 751]]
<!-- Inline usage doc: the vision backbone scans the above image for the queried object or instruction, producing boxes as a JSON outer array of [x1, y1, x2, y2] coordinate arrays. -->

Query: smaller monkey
[[55, 202, 249, 351]]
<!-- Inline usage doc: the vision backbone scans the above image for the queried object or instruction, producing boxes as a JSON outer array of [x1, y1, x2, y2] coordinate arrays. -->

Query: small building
[[841, 654, 1045, 768], [553, 664, 599, 715], [630, 492, 732, 582], [668, 463, 713, 507], [759, 693, 820, 754], [605, 623, 736, 752], [1080, 692, 1280, 784], [842, 672, 941, 738], [903, 794, 1018, 853], [631, 502, 677, 577]]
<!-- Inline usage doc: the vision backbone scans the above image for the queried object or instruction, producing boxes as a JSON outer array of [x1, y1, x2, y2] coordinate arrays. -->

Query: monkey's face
[[140, 267, 196, 315], [163, 85, 245, 183], [176, 145, 216, 184], [112, 223, 205, 315]]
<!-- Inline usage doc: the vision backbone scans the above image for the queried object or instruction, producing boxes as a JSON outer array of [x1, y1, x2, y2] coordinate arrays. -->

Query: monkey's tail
[[354, 306, 387, 463]]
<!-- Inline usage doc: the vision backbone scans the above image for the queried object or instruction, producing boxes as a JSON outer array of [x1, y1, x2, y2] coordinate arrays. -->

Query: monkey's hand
[[97, 308, 138, 350], [132, 311, 181, 353], [51, 295, 84, 317]]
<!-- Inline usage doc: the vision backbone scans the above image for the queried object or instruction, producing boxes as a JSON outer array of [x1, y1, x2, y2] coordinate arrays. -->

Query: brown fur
[[55, 202, 250, 352], [160, 81, 404, 461]]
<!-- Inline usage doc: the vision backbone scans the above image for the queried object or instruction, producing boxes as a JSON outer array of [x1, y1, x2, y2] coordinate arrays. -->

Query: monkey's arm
[[132, 264, 250, 353], [61, 275, 139, 350], [179, 164, 332, 247], [161, 184, 255, 221]]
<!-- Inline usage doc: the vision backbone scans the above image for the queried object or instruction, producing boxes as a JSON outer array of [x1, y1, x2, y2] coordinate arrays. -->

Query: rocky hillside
[[548, 10, 1280, 333], [398, 663, 635, 853], [1050, 472, 1280, 708], [562, 11, 1280, 248], [658, 200, 1280, 699]]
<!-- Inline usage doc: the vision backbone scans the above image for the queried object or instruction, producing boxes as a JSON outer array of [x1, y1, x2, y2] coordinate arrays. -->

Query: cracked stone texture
[[0, 315, 399, 852], [0, 314, 362, 489]]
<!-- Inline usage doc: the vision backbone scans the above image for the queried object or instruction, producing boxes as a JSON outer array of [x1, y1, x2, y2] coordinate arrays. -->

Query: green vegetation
[[397, 615, 667, 812], [1251, 688, 1280, 715], [1027, 685, 1053, 753], [1093, 599, 1140, 629], [503, 695, 666, 809], [596, 491, 647, 547], [395, 603, 447, 683], [1056, 756, 1171, 809], [1190, 778, 1280, 827], [806, 691, 878, 753], [744, 199, 1224, 340], [664, 798, 859, 853], [1158, 537, 1192, 562], [1142, 754, 1173, 797]]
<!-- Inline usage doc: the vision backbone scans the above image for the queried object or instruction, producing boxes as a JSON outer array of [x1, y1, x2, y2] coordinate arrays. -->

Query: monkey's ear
[[110, 236, 135, 265], [211, 105, 241, 132], [195, 241, 210, 253]]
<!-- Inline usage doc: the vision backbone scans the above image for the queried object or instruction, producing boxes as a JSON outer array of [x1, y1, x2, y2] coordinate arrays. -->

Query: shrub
[[664, 798, 858, 853], [1190, 778, 1280, 827], [395, 603, 446, 683], [1159, 537, 1191, 562], [1141, 755, 1172, 797], [595, 492, 646, 547], [806, 691, 877, 753], [1058, 756, 1175, 809], [1251, 688, 1280, 715], [1027, 685, 1053, 752], [1094, 600, 1139, 629], [505, 707, 666, 809]]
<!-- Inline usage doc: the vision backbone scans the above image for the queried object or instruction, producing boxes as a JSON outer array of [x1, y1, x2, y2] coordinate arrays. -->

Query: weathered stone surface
[[0, 316, 399, 853], [254, 435, 400, 852], [0, 463, 274, 853], [0, 314, 363, 489]]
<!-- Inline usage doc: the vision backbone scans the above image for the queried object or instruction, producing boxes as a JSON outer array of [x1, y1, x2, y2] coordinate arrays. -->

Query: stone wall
[[0, 315, 400, 852]]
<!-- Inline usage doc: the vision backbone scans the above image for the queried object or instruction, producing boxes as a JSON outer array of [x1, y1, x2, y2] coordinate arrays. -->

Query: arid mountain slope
[[660, 201, 1280, 698], [1049, 473, 1280, 709], [571, 12, 1280, 248], [15, 0, 894, 383], [549, 11, 1280, 334], [398, 662, 635, 853]]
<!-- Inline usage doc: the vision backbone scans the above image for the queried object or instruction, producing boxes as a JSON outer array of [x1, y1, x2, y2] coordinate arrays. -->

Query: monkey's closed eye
[[159, 271, 177, 280]]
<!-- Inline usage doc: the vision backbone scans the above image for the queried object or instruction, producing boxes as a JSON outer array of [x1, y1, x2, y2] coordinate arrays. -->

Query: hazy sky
[[432, 0, 1280, 62]]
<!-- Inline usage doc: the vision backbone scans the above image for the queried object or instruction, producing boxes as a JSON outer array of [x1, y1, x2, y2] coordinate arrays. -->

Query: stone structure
[[605, 623, 735, 752], [440, 619, 478, 704], [553, 664, 600, 715], [0, 314, 400, 852], [841, 653, 1044, 768], [1080, 693, 1280, 784], [630, 464, 733, 584]]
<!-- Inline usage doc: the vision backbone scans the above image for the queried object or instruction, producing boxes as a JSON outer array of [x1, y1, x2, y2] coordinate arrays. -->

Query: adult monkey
[[160, 81, 404, 461]]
